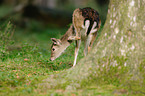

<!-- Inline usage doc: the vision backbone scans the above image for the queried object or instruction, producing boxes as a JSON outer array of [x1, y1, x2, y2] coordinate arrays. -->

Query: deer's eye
[[52, 48, 55, 51]]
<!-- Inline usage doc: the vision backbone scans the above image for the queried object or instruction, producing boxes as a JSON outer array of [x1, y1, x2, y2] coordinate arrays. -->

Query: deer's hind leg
[[88, 32, 97, 53], [68, 8, 83, 41], [87, 22, 98, 53], [84, 34, 93, 56]]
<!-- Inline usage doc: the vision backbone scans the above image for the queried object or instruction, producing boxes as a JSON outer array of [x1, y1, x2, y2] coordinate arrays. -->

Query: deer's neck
[[60, 24, 74, 51], [60, 33, 73, 50]]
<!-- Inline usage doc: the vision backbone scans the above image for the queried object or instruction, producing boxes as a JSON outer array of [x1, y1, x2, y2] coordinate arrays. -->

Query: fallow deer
[[50, 7, 101, 67]]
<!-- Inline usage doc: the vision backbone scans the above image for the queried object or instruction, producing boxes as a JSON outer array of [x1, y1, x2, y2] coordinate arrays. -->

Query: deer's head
[[50, 38, 65, 61]]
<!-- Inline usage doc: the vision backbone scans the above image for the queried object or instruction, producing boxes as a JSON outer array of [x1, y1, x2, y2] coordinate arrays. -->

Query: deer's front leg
[[68, 28, 81, 41], [73, 40, 81, 67]]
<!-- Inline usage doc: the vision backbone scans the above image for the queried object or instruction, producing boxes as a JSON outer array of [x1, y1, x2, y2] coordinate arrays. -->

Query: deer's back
[[73, 7, 100, 36]]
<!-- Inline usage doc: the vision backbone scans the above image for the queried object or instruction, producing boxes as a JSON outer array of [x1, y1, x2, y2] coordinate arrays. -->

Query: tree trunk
[[39, 0, 145, 91]]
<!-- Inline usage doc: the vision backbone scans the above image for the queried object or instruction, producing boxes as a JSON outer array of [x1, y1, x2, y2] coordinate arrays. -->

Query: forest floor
[[1, 22, 143, 96]]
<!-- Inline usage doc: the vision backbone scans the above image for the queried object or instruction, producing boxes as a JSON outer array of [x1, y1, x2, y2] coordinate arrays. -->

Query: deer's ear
[[51, 38, 57, 42], [51, 38, 61, 45], [51, 38, 58, 45]]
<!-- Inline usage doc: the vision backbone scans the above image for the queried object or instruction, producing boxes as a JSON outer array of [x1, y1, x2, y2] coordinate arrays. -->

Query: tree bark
[[39, 0, 145, 91]]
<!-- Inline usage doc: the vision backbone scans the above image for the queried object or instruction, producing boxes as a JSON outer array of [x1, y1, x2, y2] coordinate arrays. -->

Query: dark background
[[0, 0, 109, 28]]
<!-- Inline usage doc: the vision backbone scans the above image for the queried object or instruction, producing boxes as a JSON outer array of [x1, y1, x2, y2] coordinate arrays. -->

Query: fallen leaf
[[27, 74, 31, 77], [13, 70, 17, 72], [59, 62, 62, 64], [71, 94, 76, 96], [24, 58, 29, 61], [17, 75, 19, 78]]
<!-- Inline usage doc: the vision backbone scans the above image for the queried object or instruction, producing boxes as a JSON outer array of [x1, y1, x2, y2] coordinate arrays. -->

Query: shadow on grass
[[37, 60, 73, 71]]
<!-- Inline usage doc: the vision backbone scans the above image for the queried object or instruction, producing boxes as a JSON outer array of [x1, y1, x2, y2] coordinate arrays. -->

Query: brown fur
[[60, 24, 75, 42]]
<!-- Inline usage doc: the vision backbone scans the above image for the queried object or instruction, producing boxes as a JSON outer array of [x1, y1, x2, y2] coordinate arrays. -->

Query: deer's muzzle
[[50, 57, 55, 61]]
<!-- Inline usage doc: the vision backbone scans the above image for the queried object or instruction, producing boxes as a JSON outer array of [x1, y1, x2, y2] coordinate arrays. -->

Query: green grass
[[0, 9, 144, 96], [1, 20, 145, 96], [0, 20, 83, 95], [0, 20, 103, 95]]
